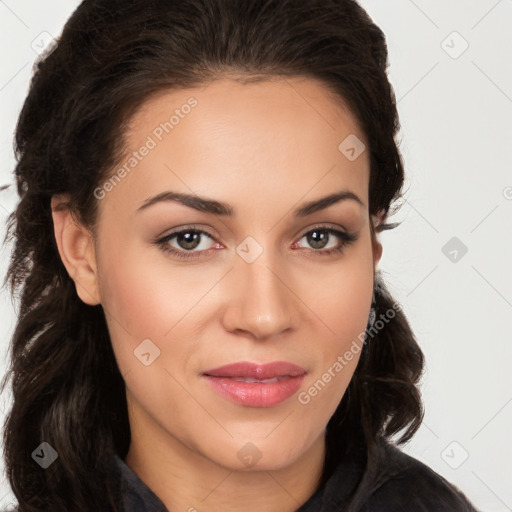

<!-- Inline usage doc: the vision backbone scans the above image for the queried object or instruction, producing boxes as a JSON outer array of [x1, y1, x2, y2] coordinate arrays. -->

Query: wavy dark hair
[[1, 0, 424, 510]]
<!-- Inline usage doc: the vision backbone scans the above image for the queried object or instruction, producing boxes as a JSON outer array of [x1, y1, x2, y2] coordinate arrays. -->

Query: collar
[[113, 454, 168, 511], [112, 442, 367, 512]]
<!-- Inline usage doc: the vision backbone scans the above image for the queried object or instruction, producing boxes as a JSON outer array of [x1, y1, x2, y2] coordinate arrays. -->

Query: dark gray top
[[112, 438, 480, 512], [0, 437, 479, 511]]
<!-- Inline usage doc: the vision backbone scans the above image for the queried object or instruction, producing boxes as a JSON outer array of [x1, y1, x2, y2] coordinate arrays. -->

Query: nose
[[221, 250, 296, 340]]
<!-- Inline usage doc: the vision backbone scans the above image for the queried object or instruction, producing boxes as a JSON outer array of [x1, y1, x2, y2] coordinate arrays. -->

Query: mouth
[[201, 361, 307, 407], [227, 376, 289, 383], [202, 361, 307, 379]]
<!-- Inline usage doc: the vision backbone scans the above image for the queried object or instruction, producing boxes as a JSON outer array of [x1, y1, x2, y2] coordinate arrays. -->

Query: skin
[[51, 75, 383, 512]]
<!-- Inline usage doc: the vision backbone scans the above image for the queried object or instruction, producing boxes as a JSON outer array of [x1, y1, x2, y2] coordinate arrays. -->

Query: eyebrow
[[136, 189, 364, 217]]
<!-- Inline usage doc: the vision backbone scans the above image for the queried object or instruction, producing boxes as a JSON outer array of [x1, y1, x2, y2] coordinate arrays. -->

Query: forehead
[[100, 76, 370, 219]]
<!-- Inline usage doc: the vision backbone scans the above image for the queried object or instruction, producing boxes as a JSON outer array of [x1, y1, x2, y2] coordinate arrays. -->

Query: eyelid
[[157, 222, 350, 244], [292, 223, 358, 253], [156, 223, 218, 241], [155, 222, 357, 259], [295, 222, 349, 238]]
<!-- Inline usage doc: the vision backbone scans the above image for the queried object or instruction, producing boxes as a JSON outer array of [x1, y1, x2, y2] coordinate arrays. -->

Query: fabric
[[112, 438, 480, 512]]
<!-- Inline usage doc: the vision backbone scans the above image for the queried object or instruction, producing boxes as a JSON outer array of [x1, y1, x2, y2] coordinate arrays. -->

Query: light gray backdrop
[[0, 1, 511, 511]]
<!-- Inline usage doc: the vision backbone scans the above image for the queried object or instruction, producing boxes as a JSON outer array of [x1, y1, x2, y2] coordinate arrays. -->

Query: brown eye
[[304, 229, 331, 249], [294, 226, 358, 256], [174, 231, 203, 250], [156, 228, 219, 260]]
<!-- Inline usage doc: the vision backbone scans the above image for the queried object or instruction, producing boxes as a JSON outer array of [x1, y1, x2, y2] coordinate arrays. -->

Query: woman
[[0, 0, 479, 511]]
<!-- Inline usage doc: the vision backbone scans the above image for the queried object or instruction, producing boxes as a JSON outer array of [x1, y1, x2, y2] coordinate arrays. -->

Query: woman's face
[[86, 76, 381, 470]]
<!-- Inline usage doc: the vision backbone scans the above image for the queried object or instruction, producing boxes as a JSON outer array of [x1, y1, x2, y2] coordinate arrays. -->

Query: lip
[[203, 361, 307, 379], [202, 361, 307, 408]]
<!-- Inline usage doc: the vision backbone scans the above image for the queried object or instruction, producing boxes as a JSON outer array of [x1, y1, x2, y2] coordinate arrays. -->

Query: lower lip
[[203, 374, 306, 407]]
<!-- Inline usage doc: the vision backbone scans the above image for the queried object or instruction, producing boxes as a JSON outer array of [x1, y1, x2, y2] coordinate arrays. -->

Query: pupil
[[308, 230, 327, 249], [178, 231, 201, 250], [175, 230, 330, 251]]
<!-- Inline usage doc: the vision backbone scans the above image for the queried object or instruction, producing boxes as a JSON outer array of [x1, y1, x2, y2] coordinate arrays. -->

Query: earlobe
[[51, 194, 101, 305]]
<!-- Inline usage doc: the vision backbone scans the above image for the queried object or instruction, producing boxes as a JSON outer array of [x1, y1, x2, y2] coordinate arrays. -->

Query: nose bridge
[[222, 242, 295, 338]]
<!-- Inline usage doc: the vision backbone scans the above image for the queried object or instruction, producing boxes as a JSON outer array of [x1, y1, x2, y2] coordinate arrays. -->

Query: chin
[[210, 439, 306, 473]]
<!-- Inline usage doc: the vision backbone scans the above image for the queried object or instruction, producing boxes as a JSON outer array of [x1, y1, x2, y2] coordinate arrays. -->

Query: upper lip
[[202, 361, 307, 379]]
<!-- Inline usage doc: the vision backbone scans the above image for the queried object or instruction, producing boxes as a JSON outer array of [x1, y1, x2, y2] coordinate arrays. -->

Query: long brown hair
[[1, 1, 424, 510]]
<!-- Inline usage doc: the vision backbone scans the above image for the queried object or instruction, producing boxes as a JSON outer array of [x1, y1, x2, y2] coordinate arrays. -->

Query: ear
[[51, 194, 101, 305], [370, 213, 383, 269], [372, 237, 383, 268]]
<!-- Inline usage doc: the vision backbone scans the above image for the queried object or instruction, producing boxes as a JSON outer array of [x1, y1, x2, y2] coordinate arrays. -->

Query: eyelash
[[155, 224, 358, 261]]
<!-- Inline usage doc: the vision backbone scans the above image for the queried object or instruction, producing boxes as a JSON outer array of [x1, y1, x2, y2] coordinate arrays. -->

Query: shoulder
[[362, 439, 479, 512]]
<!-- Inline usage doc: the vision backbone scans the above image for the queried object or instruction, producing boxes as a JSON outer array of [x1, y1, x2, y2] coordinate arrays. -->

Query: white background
[[0, 1, 511, 510]]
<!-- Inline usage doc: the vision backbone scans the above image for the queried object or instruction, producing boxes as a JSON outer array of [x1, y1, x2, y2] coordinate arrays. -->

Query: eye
[[155, 224, 358, 260], [156, 226, 219, 260], [293, 225, 358, 256]]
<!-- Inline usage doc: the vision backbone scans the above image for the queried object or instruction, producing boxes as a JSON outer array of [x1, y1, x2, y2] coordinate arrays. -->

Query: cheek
[[298, 235, 374, 342], [96, 240, 226, 380], [97, 240, 212, 336], [95, 241, 172, 362], [294, 238, 373, 414]]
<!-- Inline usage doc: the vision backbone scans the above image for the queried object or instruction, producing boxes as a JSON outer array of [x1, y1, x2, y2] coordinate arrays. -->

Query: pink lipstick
[[202, 361, 306, 407]]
